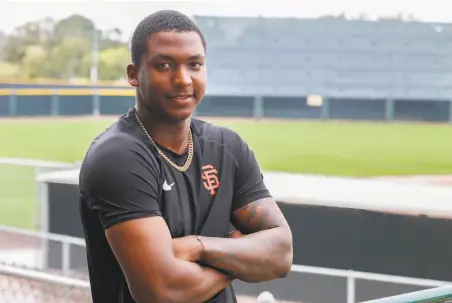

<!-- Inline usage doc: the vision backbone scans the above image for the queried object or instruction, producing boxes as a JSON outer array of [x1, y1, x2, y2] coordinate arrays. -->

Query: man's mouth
[[167, 94, 195, 105], [170, 94, 194, 100]]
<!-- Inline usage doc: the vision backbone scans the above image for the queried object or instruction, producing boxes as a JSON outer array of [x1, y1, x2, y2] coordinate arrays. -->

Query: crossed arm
[[106, 216, 232, 303], [106, 197, 292, 303], [174, 197, 293, 283]]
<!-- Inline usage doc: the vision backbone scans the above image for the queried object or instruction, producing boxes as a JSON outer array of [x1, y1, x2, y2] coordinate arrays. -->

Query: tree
[[82, 46, 130, 81], [1, 13, 130, 81], [51, 14, 94, 46], [3, 17, 55, 63], [99, 46, 130, 80], [0, 30, 6, 60], [22, 45, 50, 78], [51, 15, 126, 51], [0, 61, 21, 80], [100, 28, 127, 50], [50, 37, 90, 79]]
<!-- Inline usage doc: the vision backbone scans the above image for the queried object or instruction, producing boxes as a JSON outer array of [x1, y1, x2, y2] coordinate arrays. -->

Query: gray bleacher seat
[[195, 16, 452, 99]]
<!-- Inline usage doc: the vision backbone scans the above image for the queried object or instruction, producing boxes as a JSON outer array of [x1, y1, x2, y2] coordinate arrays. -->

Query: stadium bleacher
[[194, 16, 452, 100]]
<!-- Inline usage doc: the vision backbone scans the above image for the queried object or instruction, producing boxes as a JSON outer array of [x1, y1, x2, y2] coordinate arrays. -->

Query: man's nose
[[173, 67, 192, 87]]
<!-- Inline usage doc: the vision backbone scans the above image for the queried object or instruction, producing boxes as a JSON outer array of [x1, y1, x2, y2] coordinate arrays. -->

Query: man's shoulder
[[85, 123, 139, 160], [192, 118, 243, 147], [80, 117, 157, 179]]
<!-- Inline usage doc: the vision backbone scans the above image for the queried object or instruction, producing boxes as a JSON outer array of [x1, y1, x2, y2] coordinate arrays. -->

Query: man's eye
[[156, 63, 171, 69], [190, 62, 203, 68]]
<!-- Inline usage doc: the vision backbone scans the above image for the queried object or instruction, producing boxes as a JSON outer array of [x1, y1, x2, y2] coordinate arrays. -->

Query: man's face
[[128, 31, 206, 123]]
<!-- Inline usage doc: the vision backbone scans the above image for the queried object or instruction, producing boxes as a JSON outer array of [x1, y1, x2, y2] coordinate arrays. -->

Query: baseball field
[[1, 116, 452, 229]]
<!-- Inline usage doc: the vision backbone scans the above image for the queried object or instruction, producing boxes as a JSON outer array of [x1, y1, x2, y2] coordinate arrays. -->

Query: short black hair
[[131, 10, 206, 66]]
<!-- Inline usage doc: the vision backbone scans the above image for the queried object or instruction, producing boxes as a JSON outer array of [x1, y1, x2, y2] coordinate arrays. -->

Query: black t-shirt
[[79, 107, 271, 303]]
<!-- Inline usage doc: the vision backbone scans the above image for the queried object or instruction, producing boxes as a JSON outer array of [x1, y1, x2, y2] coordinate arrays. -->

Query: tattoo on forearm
[[203, 232, 289, 280], [231, 198, 287, 234], [201, 198, 291, 280]]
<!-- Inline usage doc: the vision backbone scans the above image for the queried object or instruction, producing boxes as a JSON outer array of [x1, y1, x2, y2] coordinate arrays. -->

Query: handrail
[[360, 285, 452, 303], [0, 157, 75, 169], [291, 264, 452, 288], [3, 226, 452, 303], [0, 225, 86, 246], [1, 225, 450, 288]]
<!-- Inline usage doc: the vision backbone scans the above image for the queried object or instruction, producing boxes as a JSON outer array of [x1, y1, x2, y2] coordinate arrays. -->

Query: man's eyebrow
[[189, 54, 204, 60], [153, 53, 173, 60], [150, 53, 205, 60]]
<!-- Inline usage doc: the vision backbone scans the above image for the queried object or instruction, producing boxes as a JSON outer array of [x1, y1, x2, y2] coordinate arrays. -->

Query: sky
[[1, 0, 451, 37]]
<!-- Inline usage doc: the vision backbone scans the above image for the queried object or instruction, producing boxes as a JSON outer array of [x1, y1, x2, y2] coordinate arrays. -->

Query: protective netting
[[0, 274, 91, 303]]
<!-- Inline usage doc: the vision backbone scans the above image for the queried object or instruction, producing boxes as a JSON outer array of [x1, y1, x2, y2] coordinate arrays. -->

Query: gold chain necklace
[[134, 110, 194, 172]]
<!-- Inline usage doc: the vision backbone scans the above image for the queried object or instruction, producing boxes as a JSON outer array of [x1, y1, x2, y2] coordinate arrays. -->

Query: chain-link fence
[[0, 263, 91, 303]]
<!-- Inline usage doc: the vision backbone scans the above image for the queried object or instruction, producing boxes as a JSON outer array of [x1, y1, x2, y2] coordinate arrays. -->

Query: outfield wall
[[1, 89, 452, 123]]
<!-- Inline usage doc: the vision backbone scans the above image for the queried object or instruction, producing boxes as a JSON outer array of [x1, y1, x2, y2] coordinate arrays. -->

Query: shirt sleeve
[[231, 133, 272, 211], [81, 138, 162, 230]]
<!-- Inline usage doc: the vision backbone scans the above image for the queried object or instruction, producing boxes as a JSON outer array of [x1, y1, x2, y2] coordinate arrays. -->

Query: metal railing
[[0, 225, 86, 275], [290, 264, 452, 303], [0, 158, 76, 169], [361, 286, 452, 303], [1, 225, 452, 303]]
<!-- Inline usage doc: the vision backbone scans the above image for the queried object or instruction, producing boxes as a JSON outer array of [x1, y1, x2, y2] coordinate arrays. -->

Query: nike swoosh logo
[[163, 180, 175, 191]]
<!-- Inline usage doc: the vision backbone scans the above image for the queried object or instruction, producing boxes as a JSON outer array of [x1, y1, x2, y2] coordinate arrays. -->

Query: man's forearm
[[164, 261, 232, 303], [200, 227, 293, 283], [138, 259, 232, 303]]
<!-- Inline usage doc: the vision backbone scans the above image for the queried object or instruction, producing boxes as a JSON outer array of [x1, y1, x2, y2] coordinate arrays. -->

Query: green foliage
[[0, 61, 21, 80], [22, 45, 51, 78], [50, 37, 91, 78], [82, 46, 131, 80], [2, 14, 130, 82]]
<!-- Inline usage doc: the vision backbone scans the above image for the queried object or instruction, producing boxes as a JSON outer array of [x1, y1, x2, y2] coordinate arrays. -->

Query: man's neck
[[135, 106, 191, 155]]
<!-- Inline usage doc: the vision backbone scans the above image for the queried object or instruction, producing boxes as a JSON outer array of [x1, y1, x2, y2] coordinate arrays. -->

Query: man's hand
[[173, 232, 243, 262], [172, 236, 202, 262], [228, 230, 244, 239], [197, 198, 293, 283]]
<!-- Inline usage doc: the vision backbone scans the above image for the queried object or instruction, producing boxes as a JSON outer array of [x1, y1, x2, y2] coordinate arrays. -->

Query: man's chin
[[164, 110, 195, 124]]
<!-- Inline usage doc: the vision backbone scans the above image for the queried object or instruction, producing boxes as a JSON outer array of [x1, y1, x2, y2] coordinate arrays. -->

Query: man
[[79, 10, 293, 303]]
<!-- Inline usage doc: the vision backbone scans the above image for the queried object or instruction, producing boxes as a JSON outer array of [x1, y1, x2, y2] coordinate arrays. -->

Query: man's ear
[[127, 64, 138, 87]]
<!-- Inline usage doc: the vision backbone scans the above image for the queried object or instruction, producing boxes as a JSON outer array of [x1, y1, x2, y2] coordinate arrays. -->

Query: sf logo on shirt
[[202, 165, 220, 196]]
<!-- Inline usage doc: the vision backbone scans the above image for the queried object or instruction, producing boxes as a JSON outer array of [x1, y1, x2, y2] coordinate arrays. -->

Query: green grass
[[215, 120, 452, 176], [1, 117, 452, 229], [0, 119, 115, 229]]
